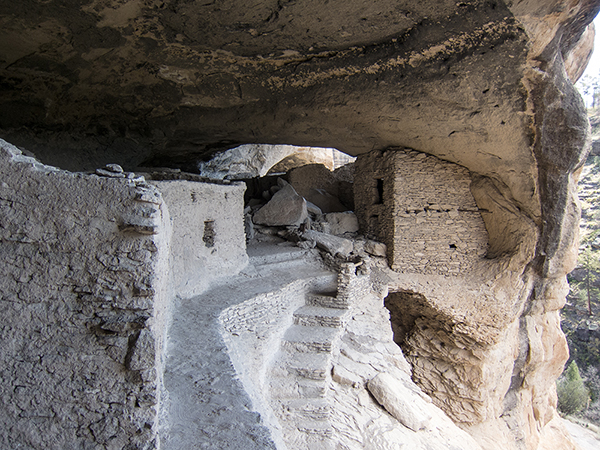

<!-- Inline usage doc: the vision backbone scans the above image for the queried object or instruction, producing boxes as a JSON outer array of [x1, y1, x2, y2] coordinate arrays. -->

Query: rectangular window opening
[[203, 220, 216, 248], [375, 178, 384, 205]]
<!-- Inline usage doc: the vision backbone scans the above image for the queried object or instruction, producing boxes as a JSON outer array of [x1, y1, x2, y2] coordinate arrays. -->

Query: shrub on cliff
[[557, 361, 590, 416], [581, 366, 600, 423]]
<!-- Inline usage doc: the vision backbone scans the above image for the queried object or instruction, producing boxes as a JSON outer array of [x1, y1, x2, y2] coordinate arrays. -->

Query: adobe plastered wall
[[355, 148, 488, 275], [0, 139, 249, 449], [0, 139, 171, 449], [150, 178, 248, 298]]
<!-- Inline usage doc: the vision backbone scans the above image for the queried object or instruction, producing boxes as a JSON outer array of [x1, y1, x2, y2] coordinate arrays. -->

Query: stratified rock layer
[[1, 1, 599, 450]]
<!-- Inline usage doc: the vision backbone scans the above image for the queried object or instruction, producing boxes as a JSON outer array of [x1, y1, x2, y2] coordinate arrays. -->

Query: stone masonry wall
[[150, 179, 248, 298], [0, 139, 252, 449], [0, 139, 170, 450], [355, 148, 488, 275], [354, 149, 394, 243]]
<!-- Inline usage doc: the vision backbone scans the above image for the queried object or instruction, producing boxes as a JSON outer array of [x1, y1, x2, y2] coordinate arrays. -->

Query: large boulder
[[368, 372, 433, 432], [288, 164, 354, 212], [253, 184, 308, 226], [305, 188, 348, 214], [321, 212, 360, 235]]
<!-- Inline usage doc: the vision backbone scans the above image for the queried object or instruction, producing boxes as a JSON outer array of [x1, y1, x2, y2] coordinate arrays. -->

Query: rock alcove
[[1, 1, 599, 449]]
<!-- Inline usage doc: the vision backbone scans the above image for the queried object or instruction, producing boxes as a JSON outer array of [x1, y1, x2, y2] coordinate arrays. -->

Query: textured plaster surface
[[150, 179, 248, 298], [0, 139, 170, 449], [0, 1, 598, 450]]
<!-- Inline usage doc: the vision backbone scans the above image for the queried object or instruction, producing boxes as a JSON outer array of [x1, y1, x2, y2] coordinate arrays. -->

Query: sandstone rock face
[[0, 1, 598, 450], [564, 22, 595, 82], [197, 144, 299, 180], [269, 147, 355, 173]]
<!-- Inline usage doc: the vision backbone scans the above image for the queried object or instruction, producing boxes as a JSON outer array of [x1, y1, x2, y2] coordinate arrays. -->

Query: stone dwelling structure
[[0, 1, 599, 450], [0, 143, 249, 449], [355, 148, 489, 275]]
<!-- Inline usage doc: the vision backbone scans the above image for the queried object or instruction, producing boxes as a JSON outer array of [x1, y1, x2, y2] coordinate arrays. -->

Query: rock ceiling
[[2, 3, 600, 449], [0, 1, 598, 220]]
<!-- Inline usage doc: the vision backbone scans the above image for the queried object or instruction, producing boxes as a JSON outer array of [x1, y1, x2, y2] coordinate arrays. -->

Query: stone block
[[323, 212, 359, 235], [368, 372, 432, 431], [302, 230, 353, 258], [253, 184, 308, 226], [364, 240, 387, 257]]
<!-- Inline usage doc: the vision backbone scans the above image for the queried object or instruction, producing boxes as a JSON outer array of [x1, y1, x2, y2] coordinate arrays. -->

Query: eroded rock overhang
[[1, 1, 600, 449], [0, 0, 572, 220]]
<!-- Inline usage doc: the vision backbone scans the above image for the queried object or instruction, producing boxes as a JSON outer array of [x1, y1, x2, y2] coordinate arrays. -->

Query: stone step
[[269, 378, 327, 400], [284, 399, 331, 421], [286, 353, 332, 380], [293, 305, 347, 328], [283, 325, 339, 353], [306, 292, 347, 309], [298, 379, 328, 398], [303, 434, 335, 450], [296, 419, 333, 437], [271, 375, 329, 400]]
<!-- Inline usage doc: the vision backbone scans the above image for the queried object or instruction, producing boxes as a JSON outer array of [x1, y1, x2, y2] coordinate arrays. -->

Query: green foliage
[[577, 247, 600, 315], [580, 230, 600, 249], [567, 332, 600, 372], [557, 361, 590, 416]]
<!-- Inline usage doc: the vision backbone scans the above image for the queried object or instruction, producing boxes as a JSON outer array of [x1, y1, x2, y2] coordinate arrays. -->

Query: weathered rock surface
[[268, 147, 355, 174], [254, 184, 308, 226], [288, 164, 354, 212], [0, 1, 598, 450], [368, 372, 433, 431], [304, 188, 348, 214], [320, 212, 359, 235], [220, 254, 484, 450], [302, 230, 354, 258], [197, 144, 299, 180], [364, 240, 387, 257]]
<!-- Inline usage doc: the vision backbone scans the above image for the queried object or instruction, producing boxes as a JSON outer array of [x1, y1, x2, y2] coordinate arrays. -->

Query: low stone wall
[[355, 148, 488, 275], [0, 139, 250, 449], [151, 179, 248, 298], [0, 139, 170, 449]]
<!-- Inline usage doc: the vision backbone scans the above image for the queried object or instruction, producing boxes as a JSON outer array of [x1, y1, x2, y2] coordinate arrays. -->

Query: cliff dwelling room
[[1, 1, 599, 449]]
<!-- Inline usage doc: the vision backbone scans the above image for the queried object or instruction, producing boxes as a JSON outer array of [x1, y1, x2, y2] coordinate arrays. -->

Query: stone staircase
[[269, 291, 350, 448]]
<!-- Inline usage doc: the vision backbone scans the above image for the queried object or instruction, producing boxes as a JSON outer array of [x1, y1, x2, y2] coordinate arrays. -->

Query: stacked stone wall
[[0, 139, 249, 449], [0, 139, 170, 449], [353, 149, 395, 244], [355, 148, 488, 276]]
